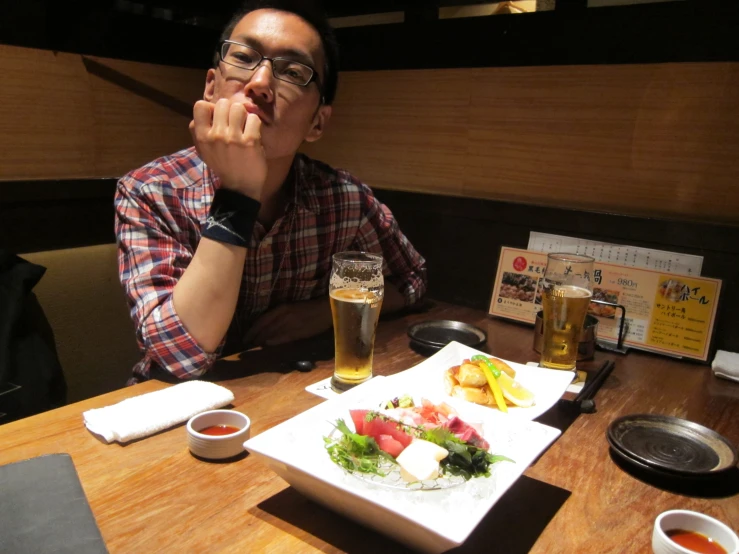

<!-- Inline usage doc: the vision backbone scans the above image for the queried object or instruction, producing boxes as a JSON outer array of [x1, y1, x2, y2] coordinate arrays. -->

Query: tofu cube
[[396, 439, 449, 482]]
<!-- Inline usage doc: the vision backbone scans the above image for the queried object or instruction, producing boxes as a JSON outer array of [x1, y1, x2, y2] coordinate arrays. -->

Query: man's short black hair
[[213, 0, 339, 106]]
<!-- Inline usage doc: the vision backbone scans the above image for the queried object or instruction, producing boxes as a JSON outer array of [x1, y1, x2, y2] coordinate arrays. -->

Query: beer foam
[[329, 272, 384, 290], [552, 285, 592, 298]]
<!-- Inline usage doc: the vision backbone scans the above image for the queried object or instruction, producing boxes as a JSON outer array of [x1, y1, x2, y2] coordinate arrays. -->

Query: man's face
[[204, 9, 331, 159]]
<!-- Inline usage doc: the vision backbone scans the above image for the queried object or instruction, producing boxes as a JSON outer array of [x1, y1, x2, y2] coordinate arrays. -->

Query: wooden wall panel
[[311, 69, 471, 196], [0, 45, 203, 181], [2, 44, 737, 223], [303, 62, 739, 223], [0, 46, 95, 179]]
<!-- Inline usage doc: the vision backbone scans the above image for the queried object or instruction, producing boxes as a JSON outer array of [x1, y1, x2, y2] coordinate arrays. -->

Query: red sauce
[[666, 529, 727, 554], [198, 424, 241, 436]]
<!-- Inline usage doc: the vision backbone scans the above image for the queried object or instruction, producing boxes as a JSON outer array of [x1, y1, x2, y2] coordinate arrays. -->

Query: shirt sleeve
[[351, 181, 428, 306], [115, 177, 219, 379]]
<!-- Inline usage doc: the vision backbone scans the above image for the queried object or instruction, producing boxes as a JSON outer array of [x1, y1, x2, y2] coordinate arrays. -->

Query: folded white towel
[[712, 350, 739, 383], [83, 381, 235, 443]]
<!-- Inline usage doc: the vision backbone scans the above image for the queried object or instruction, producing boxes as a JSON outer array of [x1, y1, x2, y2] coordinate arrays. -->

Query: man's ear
[[304, 105, 332, 143], [203, 68, 217, 101]]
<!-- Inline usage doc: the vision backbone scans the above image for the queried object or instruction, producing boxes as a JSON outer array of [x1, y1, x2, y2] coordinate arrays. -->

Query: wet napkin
[[83, 381, 234, 443], [712, 350, 739, 383]]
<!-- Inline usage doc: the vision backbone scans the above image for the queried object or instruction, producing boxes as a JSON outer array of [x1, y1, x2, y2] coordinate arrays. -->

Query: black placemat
[[0, 454, 108, 554]]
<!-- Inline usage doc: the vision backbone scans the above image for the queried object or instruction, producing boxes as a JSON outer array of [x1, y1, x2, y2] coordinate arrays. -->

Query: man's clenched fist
[[189, 98, 268, 200]]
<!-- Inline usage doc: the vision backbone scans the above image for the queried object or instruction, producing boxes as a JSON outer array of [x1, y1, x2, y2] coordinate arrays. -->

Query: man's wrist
[[221, 182, 263, 202], [201, 189, 261, 247]]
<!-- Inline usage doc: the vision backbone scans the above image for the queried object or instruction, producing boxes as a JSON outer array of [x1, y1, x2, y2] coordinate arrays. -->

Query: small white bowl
[[653, 509, 739, 554], [187, 410, 251, 460]]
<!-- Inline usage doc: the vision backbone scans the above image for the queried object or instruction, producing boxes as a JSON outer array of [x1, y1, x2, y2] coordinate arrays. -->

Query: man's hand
[[245, 298, 333, 347], [189, 99, 268, 200]]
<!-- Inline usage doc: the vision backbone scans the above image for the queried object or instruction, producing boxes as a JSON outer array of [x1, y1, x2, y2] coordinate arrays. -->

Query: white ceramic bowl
[[187, 410, 250, 460], [652, 509, 739, 554]]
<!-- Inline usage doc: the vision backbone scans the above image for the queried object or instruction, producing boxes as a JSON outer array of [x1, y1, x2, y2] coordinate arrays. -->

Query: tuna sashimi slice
[[375, 434, 405, 458], [363, 415, 414, 448], [444, 416, 490, 450], [349, 409, 369, 435]]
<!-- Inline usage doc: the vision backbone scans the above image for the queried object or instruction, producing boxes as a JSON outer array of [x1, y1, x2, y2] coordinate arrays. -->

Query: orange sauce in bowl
[[198, 424, 241, 436], [666, 529, 727, 554]]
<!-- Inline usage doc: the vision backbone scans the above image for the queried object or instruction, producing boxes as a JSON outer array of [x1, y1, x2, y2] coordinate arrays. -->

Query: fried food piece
[[457, 363, 488, 387], [443, 369, 459, 396], [450, 384, 495, 407]]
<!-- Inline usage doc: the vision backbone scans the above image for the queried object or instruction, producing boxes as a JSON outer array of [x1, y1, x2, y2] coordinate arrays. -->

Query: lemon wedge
[[497, 372, 535, 408]]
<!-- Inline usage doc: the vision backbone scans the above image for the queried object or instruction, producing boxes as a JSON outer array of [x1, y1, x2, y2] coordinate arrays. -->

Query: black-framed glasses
[[219, 40, 323, 98]]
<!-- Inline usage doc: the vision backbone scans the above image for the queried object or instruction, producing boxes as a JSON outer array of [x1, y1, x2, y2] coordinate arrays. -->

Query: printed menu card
[[489, 247, 722, 362]]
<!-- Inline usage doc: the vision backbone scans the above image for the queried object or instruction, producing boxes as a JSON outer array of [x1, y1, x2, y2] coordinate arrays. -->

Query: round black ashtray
[[607, 414, 738, 477], [407, 320, 487, 355]]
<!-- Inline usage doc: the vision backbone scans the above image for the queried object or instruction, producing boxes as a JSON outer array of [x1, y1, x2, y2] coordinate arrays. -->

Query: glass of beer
[[540, 253, 594, 371], [329, 252, 384, 392]]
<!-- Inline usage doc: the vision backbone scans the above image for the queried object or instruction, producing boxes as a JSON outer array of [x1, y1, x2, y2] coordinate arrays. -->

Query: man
[[115, 1, 427, 383]]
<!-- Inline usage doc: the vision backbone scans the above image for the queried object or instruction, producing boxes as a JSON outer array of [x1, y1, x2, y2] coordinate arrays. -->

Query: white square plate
[[244, 347, 565, 553]]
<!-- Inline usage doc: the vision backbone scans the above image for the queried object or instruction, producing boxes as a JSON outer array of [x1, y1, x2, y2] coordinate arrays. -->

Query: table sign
[[527, 231, 704, 275], [489, 247, 722, 362]]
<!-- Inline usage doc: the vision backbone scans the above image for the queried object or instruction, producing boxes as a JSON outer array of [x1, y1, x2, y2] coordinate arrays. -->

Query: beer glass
[[329, 252, 384, 391], [540, 253, 594, 370]]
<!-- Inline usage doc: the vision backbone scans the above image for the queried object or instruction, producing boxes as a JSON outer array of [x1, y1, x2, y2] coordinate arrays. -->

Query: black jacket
[[0, 251, 66, 423]]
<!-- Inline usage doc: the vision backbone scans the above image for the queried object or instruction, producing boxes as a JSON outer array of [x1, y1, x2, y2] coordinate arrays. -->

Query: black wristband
[[201, 189, 261, 247]]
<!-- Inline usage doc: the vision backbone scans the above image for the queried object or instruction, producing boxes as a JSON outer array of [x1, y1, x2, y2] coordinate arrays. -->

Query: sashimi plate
[[244, 355, 562, 553]]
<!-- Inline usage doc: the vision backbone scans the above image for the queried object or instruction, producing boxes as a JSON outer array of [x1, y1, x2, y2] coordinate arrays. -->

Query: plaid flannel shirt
[[115, 147, 427, 383]]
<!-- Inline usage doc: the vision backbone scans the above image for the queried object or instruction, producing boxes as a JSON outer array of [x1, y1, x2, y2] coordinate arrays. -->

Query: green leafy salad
[[325, 418, 396, 476]]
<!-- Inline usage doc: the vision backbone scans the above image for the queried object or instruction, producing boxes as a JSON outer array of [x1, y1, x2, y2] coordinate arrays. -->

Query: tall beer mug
[[540, 253, 594, 371], [329, 252, 384, 391]]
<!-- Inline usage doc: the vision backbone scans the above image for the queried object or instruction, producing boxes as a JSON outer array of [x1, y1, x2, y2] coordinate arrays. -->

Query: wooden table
[[1, 301, 737, 553]]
